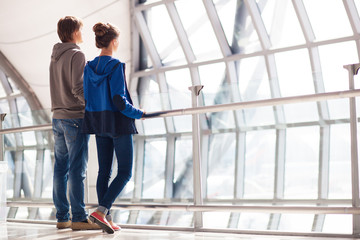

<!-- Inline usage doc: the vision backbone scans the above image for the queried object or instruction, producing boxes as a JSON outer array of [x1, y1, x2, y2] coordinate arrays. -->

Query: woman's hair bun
[[93, 23, 108, 37], [93, 22, 120, 49]]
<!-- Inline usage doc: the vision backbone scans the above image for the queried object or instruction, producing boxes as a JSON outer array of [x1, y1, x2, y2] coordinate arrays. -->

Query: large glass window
[[207, 133, 235, 199], [131, 0, 360, 233], [0, 62, 53, 221], [165, 69, 192, 132], [142, 139, 167, 198], [329, 124, 351, 199], [284, 126, 319, 199], [302, 0, 353, 41], [244, 129, 275, 199], [175, 0, 222, 61], [260, 0, 305, 48], [6, 0, 358, 234], [144, 5, 186, 65]]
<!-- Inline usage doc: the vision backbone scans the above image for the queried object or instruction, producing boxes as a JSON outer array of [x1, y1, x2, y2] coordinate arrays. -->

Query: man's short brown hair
[[57, 16, 83, 43]]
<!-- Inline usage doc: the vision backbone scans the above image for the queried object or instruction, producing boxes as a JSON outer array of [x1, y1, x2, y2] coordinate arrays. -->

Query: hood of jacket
[[84, 59, 119, 87], [51, 42, 80, 62]]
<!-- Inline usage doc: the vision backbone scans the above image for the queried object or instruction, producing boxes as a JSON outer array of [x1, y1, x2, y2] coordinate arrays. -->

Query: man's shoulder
[[71, 49, 85, 62], [70, 48, 84, 56]]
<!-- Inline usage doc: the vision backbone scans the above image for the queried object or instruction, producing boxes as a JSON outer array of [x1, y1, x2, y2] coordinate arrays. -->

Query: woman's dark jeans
[[95, 134, 133, 212]]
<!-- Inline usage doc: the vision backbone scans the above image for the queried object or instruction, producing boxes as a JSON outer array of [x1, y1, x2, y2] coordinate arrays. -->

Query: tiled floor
[[0, 222, 359, 240]]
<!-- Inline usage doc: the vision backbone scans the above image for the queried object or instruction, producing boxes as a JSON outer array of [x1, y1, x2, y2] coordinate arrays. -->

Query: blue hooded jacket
[[82, 56, 143, 135]]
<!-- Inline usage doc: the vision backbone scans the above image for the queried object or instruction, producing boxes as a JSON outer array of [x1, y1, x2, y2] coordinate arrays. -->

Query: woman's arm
[[109, 63, 143, 119]]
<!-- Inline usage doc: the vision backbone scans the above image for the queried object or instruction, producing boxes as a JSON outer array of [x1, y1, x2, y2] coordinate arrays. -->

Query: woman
[[83, 22, 144, 234]]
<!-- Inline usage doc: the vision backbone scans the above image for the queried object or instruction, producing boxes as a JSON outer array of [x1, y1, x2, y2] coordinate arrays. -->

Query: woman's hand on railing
[[140, 109, 146, 120]]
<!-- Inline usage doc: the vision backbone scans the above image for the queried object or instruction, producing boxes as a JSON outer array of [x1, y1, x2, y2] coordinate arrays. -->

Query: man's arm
[[71, 51, 85, 104]]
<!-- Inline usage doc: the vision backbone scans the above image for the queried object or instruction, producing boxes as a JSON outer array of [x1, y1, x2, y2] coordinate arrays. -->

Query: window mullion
[[134, 11, 162, 68], [343, 0, 360, 35], [165, 2, 196, 63]]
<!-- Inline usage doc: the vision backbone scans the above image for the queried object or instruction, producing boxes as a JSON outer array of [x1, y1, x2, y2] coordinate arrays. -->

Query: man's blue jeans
[[95, 134, 133, 212], [52, 118, 90, 222]]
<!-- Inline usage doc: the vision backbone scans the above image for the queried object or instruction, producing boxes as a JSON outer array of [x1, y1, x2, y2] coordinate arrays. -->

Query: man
[[49, 16, 99, 231]]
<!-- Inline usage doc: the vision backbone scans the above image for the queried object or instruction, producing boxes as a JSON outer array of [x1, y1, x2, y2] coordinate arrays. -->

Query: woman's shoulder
[[107, 58, 124, 72]]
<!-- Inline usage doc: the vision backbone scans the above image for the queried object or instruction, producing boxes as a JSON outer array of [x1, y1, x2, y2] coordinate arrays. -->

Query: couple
[[49, 16, 144, 234]]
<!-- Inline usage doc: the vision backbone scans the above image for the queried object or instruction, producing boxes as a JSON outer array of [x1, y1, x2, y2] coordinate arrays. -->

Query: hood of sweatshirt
[[84, 58, 119, 87], [51, 42, 80, 62]]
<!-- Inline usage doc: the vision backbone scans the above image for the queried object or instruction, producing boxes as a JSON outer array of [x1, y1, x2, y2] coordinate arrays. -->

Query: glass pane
[[139, 35, 154, 70], [207, 133, 235, 199], [22, 131, 36, 146], [144, 6, 186, 65], [244, 130, 275, 198], [276, 49, 314, 97], [207, 110, 235, 130], [111, 210, 130, 224], [166, 211, 193, 227], [303, 0, 353, 41], [260, 0, 305, 48], [199, 63, 235, 129], [140, 77, 166, 135], [0, 76, 7, 97], [136, 210, 157, 224], [16, 97, 33, 128], [175, 0, 222, 61], [165, 69, 192, 132], [199, 63, 228, 105], [237, 56, 274, 126], [322, 214, 352, 234], [278, 214, 314, 232], [244, 106, 275, 127], [327, 98, 349, 120], [356, 0, 360, 17], [173, 138, 193, 199], [319, 41, 358, 93], [24, 150, 36, 196], [38, 208, 53, 220], [136, 211, 189, 226], [5, 150, 14, 198], [284, 102, 319, 123], [142, 139, 166, 198], [0, 100, 10, 128], [7, 77, 20, 94], [238, 213, 270, 230], [174, 137, 193, 199], [165, 69, 191, 107], [284, 126, 319, 199], [42, 149, 53, 198], [238, 57, 271, 101], [203, 212, 231, 228], [329, 124, 351, 199], [218, 0, 261, 54], [212, 0, 236, 47]]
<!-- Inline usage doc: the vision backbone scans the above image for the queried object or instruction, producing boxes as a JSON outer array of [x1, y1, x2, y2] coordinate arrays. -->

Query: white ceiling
[[0, 0, 132, 109]]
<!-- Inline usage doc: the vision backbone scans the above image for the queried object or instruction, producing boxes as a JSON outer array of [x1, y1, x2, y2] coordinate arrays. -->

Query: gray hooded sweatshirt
[[49, 42, 85, 119]]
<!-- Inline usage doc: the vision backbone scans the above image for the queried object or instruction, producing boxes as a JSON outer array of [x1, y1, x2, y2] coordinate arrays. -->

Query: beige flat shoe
[[56, 220, 71, 229], [71, 219, 102, 231]]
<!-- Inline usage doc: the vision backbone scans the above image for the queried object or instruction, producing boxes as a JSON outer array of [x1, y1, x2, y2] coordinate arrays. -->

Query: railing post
[[189, 85, 204, 230], [344, 63, 360, 236], [0, 113, 6, 162], [0, 113, 6, 223]]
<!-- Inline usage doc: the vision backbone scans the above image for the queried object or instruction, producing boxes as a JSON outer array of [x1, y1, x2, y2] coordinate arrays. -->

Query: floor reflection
[[0, 222, 358, 240]]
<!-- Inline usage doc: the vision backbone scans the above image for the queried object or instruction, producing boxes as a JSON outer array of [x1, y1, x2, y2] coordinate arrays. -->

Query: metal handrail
[[0, 88, 360, 135], [6, 201, 360, 214], [4, 87, 360, 213], [143, 89, 360, 118]]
